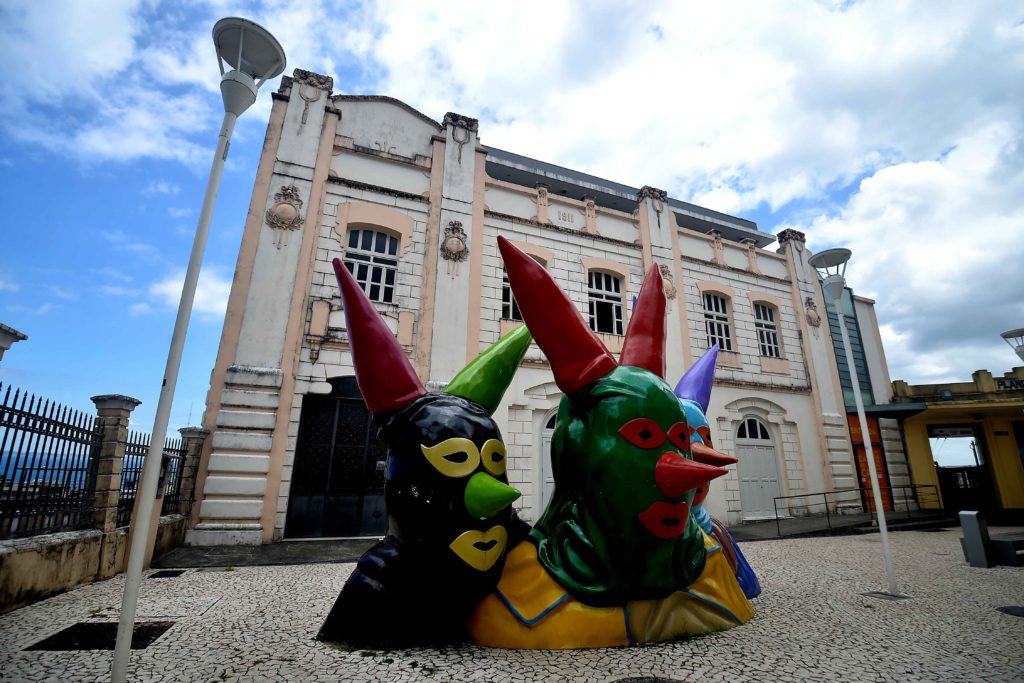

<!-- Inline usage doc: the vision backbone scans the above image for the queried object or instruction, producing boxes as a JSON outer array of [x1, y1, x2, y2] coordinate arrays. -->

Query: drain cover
[[996, 606, 1024, 618], [25, 622, 175, 651], [148, 570, 186, 579], [861, 591, 912, 601], [612, 679, 685, 683]]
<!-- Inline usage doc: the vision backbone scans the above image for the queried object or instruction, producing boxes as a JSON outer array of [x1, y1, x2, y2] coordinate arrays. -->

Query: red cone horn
[[332, 258, 425, 413], [619, 264, 667, 378], [497, 237, 616, 393]]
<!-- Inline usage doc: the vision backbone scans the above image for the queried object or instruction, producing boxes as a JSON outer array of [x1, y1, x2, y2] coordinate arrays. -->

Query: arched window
[[703, 292, 732, 351], [588, 270, 623, 335], [737, 416, 771, 441], [753, 302, 781, 358], [344, 228, 399, 303]]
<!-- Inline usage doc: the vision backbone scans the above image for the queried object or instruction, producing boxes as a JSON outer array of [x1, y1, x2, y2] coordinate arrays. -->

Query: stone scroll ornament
[[317, 258, 533, 648], [467, 237, 755, 648]]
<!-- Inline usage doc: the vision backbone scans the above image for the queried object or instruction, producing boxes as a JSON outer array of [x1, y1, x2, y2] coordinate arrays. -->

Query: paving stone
[[1, 530, 1023, 681]]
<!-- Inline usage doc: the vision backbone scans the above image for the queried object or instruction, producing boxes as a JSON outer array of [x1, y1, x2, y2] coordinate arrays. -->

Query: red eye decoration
[[667, 422, 693, 451], [696, 426, 713, 447], [618, 418, 666, 448]]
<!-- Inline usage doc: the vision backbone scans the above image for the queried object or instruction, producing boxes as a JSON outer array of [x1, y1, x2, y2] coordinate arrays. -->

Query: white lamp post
[[111, 18, 285, 683], [808, 247, 900, 597], [1001, 328, 1024, 363]]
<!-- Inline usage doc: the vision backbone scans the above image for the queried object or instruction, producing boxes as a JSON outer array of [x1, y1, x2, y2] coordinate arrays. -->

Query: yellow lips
[[449, 525, 509, 571]]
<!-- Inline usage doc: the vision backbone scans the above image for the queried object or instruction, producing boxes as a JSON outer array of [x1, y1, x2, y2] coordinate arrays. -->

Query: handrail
[[771, 484, 942, 538]]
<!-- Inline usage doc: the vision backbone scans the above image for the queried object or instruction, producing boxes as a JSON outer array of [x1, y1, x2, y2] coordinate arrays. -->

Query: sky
[[1, 0, 1022, 437]]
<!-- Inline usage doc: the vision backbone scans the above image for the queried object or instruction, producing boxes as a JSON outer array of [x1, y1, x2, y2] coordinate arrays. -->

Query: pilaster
[[90, 394, 140, 577]]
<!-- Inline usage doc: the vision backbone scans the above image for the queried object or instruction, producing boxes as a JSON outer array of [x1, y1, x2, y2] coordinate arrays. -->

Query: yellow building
[[892, 367, 1024, 522]]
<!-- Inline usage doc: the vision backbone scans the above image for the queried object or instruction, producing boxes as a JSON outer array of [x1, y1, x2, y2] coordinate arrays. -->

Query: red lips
[[638, 500, 691, 539]]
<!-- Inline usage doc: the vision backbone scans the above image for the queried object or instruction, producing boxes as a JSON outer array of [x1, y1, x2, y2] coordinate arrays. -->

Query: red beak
[[654, 452, 727, 498], [690, 442, 738, 468]]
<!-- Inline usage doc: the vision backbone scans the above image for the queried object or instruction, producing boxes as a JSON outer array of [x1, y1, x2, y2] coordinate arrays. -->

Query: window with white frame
[[737, 416, 771, 441], [588, 270, 624, 335], [344, 228, 399, 303], [703, 293, 732, 351], [502, 255, 545, 321], [754, 303, 781, 358]]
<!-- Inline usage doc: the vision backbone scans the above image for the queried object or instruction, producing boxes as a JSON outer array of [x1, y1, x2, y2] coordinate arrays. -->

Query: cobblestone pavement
[[1, 529, 1023, 682]]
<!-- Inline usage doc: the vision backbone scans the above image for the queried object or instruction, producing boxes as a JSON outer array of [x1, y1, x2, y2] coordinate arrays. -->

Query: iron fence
[[117, 432, 185, 528], [1, 382, 192, 539], [0, 383, 100, 538], [771, 484, 943, 538]]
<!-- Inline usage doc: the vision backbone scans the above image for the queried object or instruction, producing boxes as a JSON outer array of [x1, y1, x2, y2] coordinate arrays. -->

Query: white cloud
[[7, 303, 54, 316], [148, 266, 232, 320], [129, 302, 153, 316], [789, 121, 1024, 382], [48, 286, 78, 301], [168, 207, 192, 218], [0, 273, 19, 292], [144, 180, 181, 195], [100, 230, 160, 259], [99, 285, 141, 297]]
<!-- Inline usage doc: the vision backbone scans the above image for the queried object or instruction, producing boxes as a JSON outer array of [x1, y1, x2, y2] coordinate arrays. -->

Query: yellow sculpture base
[[468, 532, 754, 649]]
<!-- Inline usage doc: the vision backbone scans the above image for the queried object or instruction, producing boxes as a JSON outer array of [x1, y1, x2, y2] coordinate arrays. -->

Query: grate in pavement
[[612, 679, 685, 683], [861, 591, 912, 601], [996, 606, 1024, 618], [148, 570, 187, 579], [25, 622, 175, 651], [197, 566, 235, 572]]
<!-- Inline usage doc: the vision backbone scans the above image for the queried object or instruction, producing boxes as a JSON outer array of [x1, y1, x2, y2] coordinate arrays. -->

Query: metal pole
[[111, 110, 237, 683], [836, 307, 898, 595]]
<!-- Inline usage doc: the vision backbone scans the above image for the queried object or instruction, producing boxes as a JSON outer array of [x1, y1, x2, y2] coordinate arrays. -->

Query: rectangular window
[[754, 303, 781, 357], [501, 256, 545, 321], [344, 229, 399, 303], [703, 293, 732, 351], [588, 271, 623, 335]]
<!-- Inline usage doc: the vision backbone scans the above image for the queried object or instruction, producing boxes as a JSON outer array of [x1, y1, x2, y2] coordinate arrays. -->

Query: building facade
[[893, 367, 1024, 521], [187, 69, 901, 546]]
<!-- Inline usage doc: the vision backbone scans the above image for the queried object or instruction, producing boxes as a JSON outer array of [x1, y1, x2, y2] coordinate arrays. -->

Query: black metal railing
[[0, 383, 100, 538], [117, 432, 185, 528], [772, 484, 943, 538]]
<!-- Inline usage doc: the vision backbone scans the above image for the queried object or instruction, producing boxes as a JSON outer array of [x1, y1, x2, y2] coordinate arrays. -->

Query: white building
[[187, 69, 904, 546]]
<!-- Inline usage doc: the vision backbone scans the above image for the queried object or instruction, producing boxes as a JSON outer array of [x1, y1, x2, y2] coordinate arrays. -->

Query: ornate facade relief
[[293, 69, 334, 125], [443, 112, 479, 164], [659, 263, 677, 300], [440, 220, 469, 274], [265, 185, 305, 249], [708, 230, 726, 266]]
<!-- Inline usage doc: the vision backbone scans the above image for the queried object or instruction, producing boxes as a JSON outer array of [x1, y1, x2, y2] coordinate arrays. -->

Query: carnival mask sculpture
[[468, 238, 752, 648], [318, 257, 531, 648], [674, 345, 761, 599]]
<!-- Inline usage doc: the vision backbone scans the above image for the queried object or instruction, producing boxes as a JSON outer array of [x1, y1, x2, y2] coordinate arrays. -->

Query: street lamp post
[[111, 18, 285, 683], [808, 248, 900, 597], [1000, 328, 1024, 363]]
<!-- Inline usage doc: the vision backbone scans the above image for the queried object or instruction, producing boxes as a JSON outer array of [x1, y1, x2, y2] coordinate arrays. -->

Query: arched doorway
[[284, 377, 388, 538], [735, 416, 783, 520], [540, 411, 557, 510]]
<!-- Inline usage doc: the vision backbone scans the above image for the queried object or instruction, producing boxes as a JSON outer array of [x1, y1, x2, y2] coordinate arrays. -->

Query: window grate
[[344, 229, 399, 303], [703, 293, 732, 351]]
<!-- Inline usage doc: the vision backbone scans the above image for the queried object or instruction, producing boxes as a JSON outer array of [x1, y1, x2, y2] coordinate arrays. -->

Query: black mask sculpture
[[317, 258, 531, 648]]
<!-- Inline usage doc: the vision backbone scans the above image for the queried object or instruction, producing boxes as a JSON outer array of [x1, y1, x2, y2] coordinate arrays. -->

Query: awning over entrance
[[856, 402, 928, 419]]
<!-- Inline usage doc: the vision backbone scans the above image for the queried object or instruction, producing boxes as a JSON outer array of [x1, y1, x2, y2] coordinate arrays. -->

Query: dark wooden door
[[284, 377, 388, 538]]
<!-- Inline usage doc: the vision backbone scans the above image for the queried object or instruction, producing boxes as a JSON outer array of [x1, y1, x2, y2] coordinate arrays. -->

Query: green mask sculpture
[[498, 238, 727, 607]]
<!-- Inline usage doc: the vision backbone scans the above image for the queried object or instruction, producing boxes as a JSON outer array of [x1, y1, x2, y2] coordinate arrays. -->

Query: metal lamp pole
[[809, 248, 899, 597], [111, 19, 284, 683]]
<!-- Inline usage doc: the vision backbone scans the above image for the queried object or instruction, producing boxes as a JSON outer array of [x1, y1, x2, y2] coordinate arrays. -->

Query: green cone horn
[[445, 323, 532, 415], [465, 472, 521, 519]]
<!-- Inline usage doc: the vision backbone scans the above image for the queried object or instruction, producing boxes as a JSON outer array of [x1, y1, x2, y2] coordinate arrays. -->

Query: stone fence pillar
[[177, 427, 210, 517], [90, 394, 141, 578]]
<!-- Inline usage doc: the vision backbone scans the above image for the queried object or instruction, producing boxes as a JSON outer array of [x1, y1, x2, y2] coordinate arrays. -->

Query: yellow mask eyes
[[420, 438, 481, 478], [480, 439, 507, 476]]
